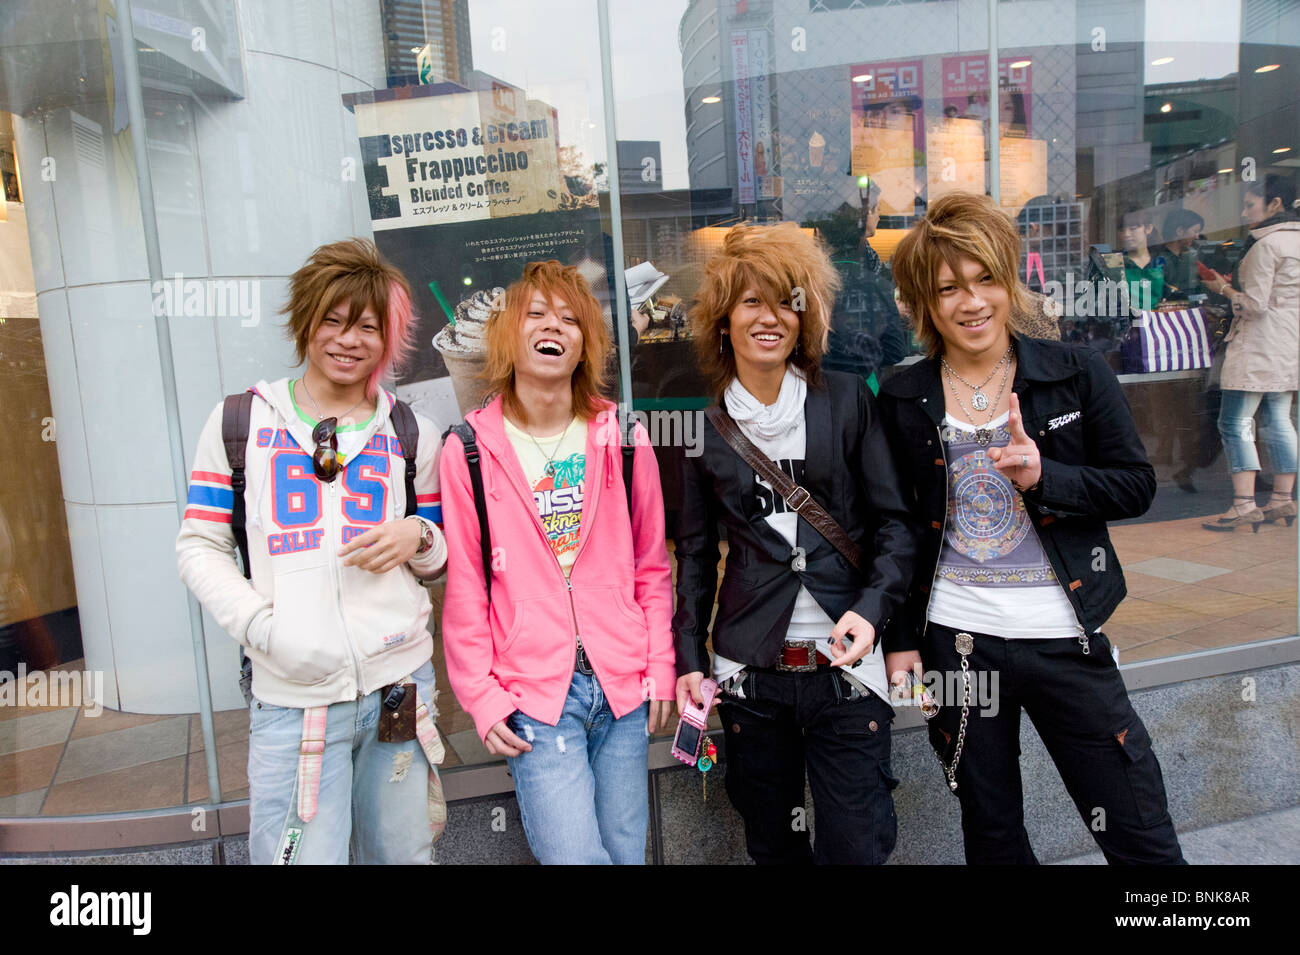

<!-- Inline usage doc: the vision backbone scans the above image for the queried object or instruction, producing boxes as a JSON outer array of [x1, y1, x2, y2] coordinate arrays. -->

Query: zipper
[[325, 475, 365, 698], [561, 453, 602, 670], [921, 422, 949, 630], [492, 427, 603, 672], [1019, 471, 1091, 653]]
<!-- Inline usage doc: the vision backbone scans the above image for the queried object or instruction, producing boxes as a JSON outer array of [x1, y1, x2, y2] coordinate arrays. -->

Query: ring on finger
[[1021, 454, 1028, 468]]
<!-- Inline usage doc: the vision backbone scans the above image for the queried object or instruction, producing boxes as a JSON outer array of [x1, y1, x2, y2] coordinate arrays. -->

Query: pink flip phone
[[671, 678, 718, 765]]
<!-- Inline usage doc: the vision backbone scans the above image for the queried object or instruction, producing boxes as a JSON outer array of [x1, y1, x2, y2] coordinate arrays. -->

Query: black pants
[[718, 667, 898, 865], [924, 622, 1185, 865]]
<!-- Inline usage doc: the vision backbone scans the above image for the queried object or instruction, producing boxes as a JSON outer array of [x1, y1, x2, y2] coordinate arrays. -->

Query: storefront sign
[[731, 32, 755, 203], [849, 59, 924, 216], [353, 87, 567, 229], [941, 55, 1034, 138]]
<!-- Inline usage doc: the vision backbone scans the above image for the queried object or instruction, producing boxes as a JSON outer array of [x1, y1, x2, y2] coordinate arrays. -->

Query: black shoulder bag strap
[[389, 398, 420, 518], [221, 392, 255, 580], [442, 422, 493, 604], [704, 404, 862, 570]]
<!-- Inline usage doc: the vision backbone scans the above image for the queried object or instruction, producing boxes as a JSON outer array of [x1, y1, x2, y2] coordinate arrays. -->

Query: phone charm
[[698, 739, 717, 802]]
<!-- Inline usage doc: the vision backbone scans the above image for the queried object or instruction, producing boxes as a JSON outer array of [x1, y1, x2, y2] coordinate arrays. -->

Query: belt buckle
[[575, 641, 594, 676], [784, 485, 811, 511], [776, 639, 819, 672]]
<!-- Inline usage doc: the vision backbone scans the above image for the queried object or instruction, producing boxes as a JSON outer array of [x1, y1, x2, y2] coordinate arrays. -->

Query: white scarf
[[724, 366, 807, 442]]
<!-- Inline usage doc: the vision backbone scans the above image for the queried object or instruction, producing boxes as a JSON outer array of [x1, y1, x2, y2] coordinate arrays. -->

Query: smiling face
[[513, 289, 585, 387], [931, 256, 1012, 364], [725, 287, 801, 380], [305, 301, 384, 394]]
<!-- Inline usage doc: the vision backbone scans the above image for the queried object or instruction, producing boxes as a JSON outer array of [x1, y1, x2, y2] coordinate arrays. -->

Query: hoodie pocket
[[266, 565, 351, 686], [491, 592, 575, 683], [572, 587, 650, 679], [344, 561, 431, 661]]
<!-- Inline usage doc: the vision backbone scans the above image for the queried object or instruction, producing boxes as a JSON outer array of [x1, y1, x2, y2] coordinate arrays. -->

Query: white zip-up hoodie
[[176, 378, 446, 708]]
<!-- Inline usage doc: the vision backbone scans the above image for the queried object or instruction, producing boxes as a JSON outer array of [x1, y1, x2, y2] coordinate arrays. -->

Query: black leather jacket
[[877, 337, 1156, 651], [672, 370, 919, 675]]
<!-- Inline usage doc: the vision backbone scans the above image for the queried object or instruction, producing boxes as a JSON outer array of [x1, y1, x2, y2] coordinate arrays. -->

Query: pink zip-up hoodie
[[439, 396, 676, 741]]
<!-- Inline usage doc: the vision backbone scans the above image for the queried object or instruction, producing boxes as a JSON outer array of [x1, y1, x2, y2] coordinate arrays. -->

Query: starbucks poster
[[347, 84, 607, 426]]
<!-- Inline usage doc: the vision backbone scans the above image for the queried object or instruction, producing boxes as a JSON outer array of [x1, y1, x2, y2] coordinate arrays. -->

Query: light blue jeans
[[505, 672, 649, 865], [1217, 390, 1299, 474], [247, 660, 439, 865]]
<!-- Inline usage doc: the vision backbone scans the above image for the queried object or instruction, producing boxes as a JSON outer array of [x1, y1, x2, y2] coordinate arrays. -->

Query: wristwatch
[[411, 517, 436, 555]]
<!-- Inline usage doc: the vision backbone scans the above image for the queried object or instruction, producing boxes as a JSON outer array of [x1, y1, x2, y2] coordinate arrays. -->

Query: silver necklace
[[943, 356, 1012, 447], [941, 346, 1012, 412], [525, 414, 575, 477], [299, 377, 366, 422]]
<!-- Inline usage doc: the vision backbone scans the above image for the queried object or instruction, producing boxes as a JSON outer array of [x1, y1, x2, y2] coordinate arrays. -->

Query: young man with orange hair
[[177, 238, 448, 864], [440, 260, 675, 864]]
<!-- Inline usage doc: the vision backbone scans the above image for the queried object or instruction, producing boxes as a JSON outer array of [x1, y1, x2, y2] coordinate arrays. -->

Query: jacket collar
[[880, 336, 1079, 424], [1249, 214, 1300, 238]]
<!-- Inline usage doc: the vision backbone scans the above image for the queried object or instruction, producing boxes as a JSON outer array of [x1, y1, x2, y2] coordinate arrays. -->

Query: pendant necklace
[[299, 377, 366, 422], [941, 345, 1012, 412], [944, 355, 1012, 447], [526, 414, 576, 477]]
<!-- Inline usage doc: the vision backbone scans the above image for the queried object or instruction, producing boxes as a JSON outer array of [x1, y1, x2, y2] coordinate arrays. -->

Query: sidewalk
[[1057, 804, 1300, 864]]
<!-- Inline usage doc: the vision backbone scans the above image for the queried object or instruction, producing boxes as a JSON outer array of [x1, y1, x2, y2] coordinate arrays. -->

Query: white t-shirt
[[927, 413, 1081, 639], [504, 417, 587, 576], [712, 402, 889, 702]]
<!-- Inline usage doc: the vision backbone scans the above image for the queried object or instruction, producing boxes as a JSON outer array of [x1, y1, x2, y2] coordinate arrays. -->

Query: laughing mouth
[[753, 332, 783, 343], [534, 339, 565, 356], [958, 317, 990, 328], [329, 352, 362, 364]]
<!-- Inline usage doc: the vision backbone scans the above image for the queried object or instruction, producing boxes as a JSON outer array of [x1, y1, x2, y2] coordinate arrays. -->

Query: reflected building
[[382, 0, 473, 87]]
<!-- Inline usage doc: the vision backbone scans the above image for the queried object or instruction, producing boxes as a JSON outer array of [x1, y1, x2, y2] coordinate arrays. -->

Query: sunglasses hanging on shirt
[[312, 417, 341, 482]]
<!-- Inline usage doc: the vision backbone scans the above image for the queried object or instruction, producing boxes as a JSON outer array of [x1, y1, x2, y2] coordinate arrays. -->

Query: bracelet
[[1012, 477, 1042, 494]]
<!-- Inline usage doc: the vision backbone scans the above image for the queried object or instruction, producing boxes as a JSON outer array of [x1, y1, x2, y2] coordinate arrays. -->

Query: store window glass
[[0, 0, 619, 804], [1, 0, 1297, 817], [604, 0, 1299, 672]]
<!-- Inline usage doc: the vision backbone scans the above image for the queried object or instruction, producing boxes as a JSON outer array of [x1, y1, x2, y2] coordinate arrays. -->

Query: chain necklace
[[941, 345, 1012, 412], [299, 376, 366, 423], [525, 414, 576, 477], [943, 354, 1012, 447]]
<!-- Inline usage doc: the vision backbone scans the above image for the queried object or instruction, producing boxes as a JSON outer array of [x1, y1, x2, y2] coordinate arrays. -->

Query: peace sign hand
[[987, 393, 1042, 491]]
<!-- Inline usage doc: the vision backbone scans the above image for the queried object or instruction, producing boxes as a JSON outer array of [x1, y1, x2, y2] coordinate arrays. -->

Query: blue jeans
[[505, 672, 649, 864], [1218, 390, 1298, 474], [247, 660, 440, 865]]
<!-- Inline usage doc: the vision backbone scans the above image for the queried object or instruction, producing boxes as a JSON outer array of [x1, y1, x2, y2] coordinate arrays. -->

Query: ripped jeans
[[505, 671, 649, 864], [246, 659, 441, 865], [1217, 390, 1298, 474]]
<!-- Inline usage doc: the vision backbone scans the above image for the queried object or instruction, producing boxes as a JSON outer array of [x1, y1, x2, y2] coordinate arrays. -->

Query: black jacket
[[876, 337, 1156, 650], [672, 370, 918, 675]]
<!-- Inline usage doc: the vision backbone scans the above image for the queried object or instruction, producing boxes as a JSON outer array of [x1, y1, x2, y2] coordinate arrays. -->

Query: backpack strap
[[621, 417, 636, 520], [442, 422, 493, 604], [221, 392, 255, 580], [389, 398, 420, 518]]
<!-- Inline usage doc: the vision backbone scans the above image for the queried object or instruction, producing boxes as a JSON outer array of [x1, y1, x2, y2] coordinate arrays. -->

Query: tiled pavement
[[1, 518, 1294, 816]]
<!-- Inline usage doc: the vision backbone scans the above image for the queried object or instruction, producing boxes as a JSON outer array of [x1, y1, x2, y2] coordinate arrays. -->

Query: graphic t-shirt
[[504, 417, 587, 575], [927, 413, 1080, 639]]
